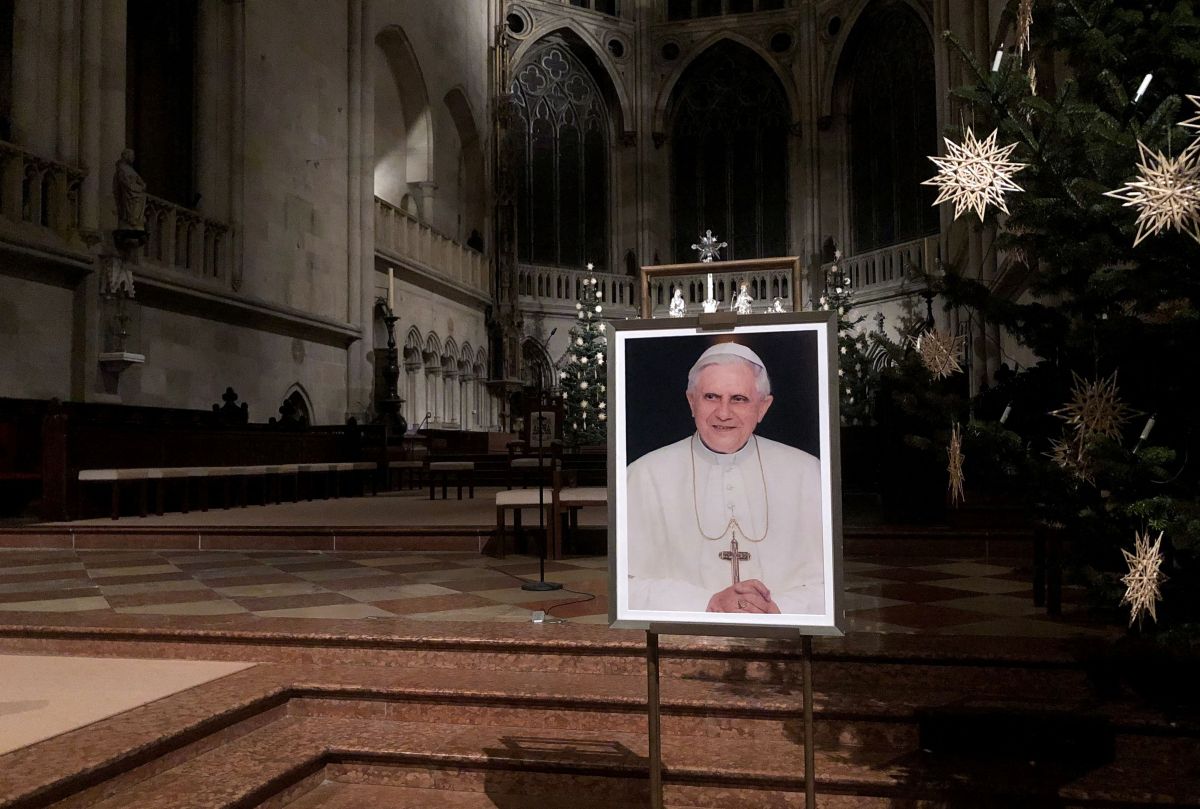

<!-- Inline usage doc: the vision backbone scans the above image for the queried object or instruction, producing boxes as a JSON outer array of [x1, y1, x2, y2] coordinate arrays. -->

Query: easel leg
[[647, 630, 663, 809], [802, 635, 816, 808]]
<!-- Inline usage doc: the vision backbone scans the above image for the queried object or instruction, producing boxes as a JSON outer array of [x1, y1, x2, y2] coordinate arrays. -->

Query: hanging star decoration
[[691, 229, 728, 263], [1016, 0, 1034, 56], [1103, 139, 1200, 246], [1045, 432, 1094, 484], [947, 422, 966, 505], [914, 329, 964, 379], [923, 128, 1027, 220], [1180, 94, 1200, 133], [1051, 371, 1136, 441], [1120, 530, 1168, 627]]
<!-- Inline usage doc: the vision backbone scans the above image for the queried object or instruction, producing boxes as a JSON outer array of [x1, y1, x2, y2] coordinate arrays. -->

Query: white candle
[[991, 49, 1004, 72], [387, 267, 395, 309], [1134, 73, 1153, 103], [1139, 414, 1156, 442], [1000, 403, 1012, 425], [707, 273, 714, 301]]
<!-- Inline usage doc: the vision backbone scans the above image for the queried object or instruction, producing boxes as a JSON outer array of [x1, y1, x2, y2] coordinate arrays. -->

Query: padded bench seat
[[494, 488, 553, 558], [427, 461, 475, 500]]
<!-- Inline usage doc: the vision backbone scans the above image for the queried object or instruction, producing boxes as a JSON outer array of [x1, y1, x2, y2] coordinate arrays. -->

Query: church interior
[[1, 0, 1199, 806]]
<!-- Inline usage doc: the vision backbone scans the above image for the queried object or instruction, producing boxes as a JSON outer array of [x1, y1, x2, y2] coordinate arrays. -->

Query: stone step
[[73, 714, 1200, 809]]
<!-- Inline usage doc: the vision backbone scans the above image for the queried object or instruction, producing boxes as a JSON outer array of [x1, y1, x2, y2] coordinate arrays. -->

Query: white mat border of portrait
[[607, 313, 845, 637]]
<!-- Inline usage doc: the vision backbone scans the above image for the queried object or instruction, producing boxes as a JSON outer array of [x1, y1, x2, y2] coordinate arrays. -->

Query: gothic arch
[[829, 0, 939, 251], [423, 332, 443, 365], [404, 326, 424, 364], [443, 86, 485, 240], [520, 337, 555, 390], [442, 337, 460, 366], [820, 0, 933, 118], [511, 23, 632, 137], [281, 383, 314, 425], [375, 25, 433, 190], [653, 32, 799, 137]]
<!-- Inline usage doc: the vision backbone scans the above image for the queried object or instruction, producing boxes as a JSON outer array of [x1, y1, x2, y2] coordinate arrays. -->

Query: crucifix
[[718, 529, 751, 584]]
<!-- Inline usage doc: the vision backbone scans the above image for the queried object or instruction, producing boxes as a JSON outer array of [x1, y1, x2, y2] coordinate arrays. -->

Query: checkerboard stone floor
[[0, 550, 1112, 637]]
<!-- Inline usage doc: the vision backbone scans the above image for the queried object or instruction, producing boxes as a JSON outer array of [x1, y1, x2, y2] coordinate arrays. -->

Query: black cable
[[484, 563, 598, 616]]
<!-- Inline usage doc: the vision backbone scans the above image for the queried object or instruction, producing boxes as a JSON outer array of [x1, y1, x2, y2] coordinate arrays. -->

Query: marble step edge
[[79, 715, 1200, 809], [0, 611, 1112, 666]]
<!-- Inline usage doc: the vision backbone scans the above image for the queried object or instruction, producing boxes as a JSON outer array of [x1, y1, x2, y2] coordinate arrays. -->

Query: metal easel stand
[[645, 627, 818, 809]]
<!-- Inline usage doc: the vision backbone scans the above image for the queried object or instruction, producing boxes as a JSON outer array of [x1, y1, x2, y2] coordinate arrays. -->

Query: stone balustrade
[[516, 263, 637, 315], [646, 268, 795, 317], [0, 140, 84, 239], [834, 235, 939, 298], [142, 194, 230, 281], [375, 197, 488, 297]]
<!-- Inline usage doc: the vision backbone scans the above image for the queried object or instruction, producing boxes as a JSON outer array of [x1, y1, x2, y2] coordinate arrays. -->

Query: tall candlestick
[[387, 267, 395, 309], [706, 272, 714, 302]]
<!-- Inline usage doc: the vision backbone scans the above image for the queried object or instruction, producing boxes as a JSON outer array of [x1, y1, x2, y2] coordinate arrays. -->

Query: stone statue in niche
[[113, 149, 147, 232]]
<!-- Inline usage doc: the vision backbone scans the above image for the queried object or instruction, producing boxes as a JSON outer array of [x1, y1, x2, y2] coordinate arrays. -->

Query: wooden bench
[[493, 488, 553, 558], [428, 461, 475, 500], [78, 461, 379, 519], [550, 470, 608, 559]]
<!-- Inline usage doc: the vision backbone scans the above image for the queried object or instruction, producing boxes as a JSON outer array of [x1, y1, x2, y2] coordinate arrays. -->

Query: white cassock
[[626, 434, 824, 614]]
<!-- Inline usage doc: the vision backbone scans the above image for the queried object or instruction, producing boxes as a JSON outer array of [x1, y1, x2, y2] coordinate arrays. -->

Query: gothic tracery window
[[846, 1, 938, 252], [670, 41, 790, 262], [512, 38, 610, 268]]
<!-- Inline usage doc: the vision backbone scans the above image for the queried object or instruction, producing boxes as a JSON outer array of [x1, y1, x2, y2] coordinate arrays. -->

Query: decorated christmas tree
[[818, 250, 875, 425], [936, 0, 1200, 630], [560, 265, 608, 446]]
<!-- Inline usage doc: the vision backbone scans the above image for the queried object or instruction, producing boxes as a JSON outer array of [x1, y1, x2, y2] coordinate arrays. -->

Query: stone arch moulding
[[820, 0, 934, 119], [282, 383, 315, 422], [375, 25, 434, 184], [653, 31, 801, 139], [511, 21, 634, 140], [443, 86, 480, 147]]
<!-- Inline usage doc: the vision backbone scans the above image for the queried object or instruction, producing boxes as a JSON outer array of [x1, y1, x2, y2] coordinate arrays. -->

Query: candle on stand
[[387, 267, 395, 309], [706, 272, 714, 302]]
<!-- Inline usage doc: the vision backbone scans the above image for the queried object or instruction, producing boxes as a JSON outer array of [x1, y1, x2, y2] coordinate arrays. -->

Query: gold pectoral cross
[[718, 531, 751, 585]]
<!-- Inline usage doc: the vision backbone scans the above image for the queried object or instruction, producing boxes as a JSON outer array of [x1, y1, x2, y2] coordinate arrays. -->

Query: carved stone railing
[[646, 268, 795, 317], [375, 197, 488, 298], [517, 263, 637, 315], [0, 140, 84, 239], [832, 235, 939, 301], [142, 194, 231, 281]]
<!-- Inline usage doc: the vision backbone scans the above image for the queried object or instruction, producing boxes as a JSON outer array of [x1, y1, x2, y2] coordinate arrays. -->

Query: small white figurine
[[770, 296, 785, 313], [668, 287, 687, 317], [731, 281, 753, 315]]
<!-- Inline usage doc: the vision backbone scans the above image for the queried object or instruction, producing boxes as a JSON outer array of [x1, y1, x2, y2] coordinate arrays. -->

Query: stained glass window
[[847, 1, 938, 252], [512, 38, 610, 268], [670, 41, 789, 262]]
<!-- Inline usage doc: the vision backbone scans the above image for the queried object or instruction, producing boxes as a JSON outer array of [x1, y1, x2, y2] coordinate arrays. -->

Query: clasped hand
[[706, 579, 781, 613]]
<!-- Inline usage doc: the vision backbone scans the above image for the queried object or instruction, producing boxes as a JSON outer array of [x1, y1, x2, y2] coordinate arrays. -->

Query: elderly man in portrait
[[626, 342, 824, 615]]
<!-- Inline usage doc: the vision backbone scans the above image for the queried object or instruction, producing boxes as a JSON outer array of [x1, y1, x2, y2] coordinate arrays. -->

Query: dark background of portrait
[[623, 329, 820, 465]]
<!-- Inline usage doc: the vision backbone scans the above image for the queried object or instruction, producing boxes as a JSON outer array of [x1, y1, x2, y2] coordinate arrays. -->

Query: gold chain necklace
[[690, 433, 769, 542]]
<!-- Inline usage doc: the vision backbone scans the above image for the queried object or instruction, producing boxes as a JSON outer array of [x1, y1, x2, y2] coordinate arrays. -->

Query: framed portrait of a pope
[[608, 313, 844, 635]]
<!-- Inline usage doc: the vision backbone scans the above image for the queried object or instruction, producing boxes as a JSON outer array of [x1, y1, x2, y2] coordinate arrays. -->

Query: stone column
[[358, 0, 377, 424], [57, 0, 80, 164], [346, 0, 365, 417], [229, 0, 245, 289], [415, 180, 437, 225]]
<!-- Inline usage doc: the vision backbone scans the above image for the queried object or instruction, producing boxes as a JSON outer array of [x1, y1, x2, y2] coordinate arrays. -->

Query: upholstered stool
[[428, 461, 475, 500]]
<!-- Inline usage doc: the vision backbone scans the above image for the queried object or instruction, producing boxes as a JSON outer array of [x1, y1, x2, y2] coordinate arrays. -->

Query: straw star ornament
[[1050, 371, 1136, 441], [1120, 530, 1168, 627], [947, 423, 966, 505], [1180, 94, 1200, 133], [914, 329, 964, 379], [923, 128, 1027, 220], [1046, 432, 1094, 484], [1103, 140, 1200, 246], [1016, 0, 1034, 55]]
